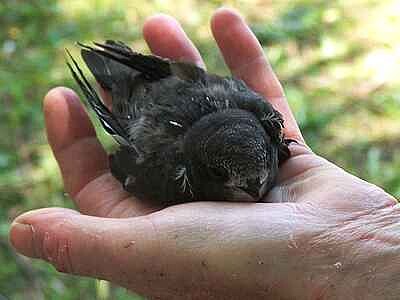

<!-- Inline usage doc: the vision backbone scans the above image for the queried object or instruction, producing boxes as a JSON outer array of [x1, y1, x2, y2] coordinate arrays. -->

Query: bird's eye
[[209, 167, 228, 180]]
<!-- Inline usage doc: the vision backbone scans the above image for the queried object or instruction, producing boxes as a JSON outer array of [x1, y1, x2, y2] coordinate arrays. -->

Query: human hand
[[10, 8, 399, 300]]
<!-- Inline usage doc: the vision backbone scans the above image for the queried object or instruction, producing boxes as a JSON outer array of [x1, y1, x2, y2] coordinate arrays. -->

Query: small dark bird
[[66, 40, 292, 204]]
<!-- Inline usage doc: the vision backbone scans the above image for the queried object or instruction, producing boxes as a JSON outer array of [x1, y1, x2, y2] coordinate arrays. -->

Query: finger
[[211, 8, 304, 142], [44, 87, 109, 197], [143, 14, 205, 68]]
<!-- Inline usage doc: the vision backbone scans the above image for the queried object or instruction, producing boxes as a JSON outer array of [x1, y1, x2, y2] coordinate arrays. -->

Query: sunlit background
[[1, 0, 400, 299]]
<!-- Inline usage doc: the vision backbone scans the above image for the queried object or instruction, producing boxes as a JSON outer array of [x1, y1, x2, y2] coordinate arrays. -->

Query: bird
[[66, 40, 293, 204]]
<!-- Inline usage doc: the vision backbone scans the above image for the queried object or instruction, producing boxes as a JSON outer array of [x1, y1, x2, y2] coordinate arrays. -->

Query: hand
[[10, 8, 399, 300]]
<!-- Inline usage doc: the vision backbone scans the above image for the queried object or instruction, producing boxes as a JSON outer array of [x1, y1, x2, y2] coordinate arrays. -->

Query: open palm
[[10, 8, 397, 300]]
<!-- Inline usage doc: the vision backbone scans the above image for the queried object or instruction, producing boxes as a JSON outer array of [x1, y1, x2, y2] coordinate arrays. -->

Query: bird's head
[[183, 109, 279, 201]]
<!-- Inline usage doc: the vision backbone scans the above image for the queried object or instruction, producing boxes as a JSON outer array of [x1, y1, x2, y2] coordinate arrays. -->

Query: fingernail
[[9, 222, 37, 258]]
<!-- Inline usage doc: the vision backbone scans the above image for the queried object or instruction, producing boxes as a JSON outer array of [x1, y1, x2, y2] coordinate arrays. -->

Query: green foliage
[[253, 0, 344, 47], [1, 0, 399, 299]]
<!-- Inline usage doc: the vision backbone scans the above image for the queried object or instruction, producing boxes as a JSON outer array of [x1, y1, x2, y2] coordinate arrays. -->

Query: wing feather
[[65, 49, 135, 150]]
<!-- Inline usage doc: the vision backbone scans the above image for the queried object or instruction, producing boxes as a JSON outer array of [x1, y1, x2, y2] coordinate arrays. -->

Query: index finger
[[211, 8, 304, 142]]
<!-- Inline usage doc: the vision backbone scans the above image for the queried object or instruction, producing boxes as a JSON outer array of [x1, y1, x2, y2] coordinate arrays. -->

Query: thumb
[[9, 208, 161, 286]]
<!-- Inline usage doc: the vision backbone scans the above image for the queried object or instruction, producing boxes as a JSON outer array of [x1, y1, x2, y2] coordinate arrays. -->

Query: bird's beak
[[241, 186, 261, 200], [228, 184, 260, 202], [227, 177, 269, 202], [241, 180, 268, 201]]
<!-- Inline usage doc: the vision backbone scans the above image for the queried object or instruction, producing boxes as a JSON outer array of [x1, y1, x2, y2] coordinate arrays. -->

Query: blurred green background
[[1, 0, 399, 299]]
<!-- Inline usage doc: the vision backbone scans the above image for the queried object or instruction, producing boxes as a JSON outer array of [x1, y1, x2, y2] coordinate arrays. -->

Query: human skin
[[9, 8, 400, 300]]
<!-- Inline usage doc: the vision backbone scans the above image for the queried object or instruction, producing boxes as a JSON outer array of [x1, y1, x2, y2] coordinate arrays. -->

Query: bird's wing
[[79, 41, 137, 91], [79, 40, 171, 82], [78, 40, 208, 123], [169, 61, 206, 81], [74, 40, 208, 145], [67, 41, 207, 156], [79, 40, 206, 82], [66, 50, 139, 153]]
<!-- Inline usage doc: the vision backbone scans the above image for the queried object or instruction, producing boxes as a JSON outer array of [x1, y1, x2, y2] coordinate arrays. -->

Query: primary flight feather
[[66, 40, 292, 204]]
